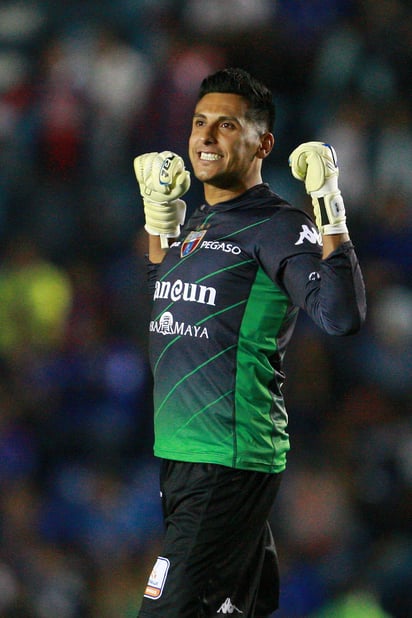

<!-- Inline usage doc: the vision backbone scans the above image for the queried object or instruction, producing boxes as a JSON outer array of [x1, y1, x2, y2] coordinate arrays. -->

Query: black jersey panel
[[148, 184, 365, 471]]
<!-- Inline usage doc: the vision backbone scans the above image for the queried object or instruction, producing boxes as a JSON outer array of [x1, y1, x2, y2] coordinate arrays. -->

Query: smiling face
[[188, 92, 274, 204]]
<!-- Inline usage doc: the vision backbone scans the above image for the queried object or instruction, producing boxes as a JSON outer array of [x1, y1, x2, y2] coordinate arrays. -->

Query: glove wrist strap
[[144, 224, 180, 238], [322, 222, 349, 235]]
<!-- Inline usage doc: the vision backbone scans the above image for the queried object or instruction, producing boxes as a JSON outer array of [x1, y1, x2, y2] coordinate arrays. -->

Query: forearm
[[316, 242, 366, 335], [145, 239, 162, 296], [283, 242, 366, 336], [148, 233, 168, 263], [322, 232, 350, 258]]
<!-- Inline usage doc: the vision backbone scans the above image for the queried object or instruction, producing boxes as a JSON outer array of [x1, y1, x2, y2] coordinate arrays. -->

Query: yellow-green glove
[[289, 141, 348, 235], [134, 151, 191, 248]]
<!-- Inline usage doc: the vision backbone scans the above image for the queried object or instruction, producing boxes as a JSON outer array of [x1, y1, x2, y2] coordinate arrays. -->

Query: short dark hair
[[198, 67, 275, 133]]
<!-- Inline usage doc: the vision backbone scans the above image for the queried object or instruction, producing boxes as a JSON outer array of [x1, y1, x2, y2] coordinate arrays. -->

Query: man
[[134, 68, 366, 617]]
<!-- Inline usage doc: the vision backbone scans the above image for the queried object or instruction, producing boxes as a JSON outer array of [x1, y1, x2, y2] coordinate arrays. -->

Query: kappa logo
[[309, 271, 321, 281], [295, 224, 322, 246], [217, 598, 243, 614]]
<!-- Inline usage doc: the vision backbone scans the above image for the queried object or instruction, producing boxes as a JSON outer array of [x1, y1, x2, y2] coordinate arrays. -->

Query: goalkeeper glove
[[134, 151, 191, 248], [289, 141, 348, 235]]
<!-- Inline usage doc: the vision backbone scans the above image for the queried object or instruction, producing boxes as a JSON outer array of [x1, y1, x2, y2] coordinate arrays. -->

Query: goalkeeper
[[134, 68, 366, 617]]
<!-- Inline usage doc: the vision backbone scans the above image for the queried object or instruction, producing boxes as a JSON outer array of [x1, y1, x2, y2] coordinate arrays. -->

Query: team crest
[[181, 229, 207, 257]]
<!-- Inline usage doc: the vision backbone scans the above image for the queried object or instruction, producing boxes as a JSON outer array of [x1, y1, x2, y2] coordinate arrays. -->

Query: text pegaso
[[153, 279, 217, 306], [171, 240, 241, 255], [201, 241, 241, 254]]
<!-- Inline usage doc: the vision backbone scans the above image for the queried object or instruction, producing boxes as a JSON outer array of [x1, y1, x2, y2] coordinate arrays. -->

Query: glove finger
[[289, 145, 309, 181], [134, 153, 157, 186], [305, 151, 326, 193], [174, 199, 187, 225], [174, 170, 191, 193], [163, 157, 184, 188], [144, 199, 186, 231], [145, 201, 176, 217], [152, 152, 184, 190]]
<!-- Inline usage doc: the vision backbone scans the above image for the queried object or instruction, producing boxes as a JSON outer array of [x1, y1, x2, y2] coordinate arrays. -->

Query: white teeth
[[200, 152, 221, 161]]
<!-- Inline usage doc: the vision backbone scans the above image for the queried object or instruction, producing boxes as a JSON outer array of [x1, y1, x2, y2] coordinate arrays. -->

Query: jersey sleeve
[[255, 207, 366, 336]]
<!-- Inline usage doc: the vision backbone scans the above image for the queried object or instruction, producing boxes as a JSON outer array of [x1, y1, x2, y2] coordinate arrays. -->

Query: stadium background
[[0, 1, 411, 616]]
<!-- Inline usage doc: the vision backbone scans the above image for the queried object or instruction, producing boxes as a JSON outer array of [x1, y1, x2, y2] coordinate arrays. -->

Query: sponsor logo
[[150, 312, 209, 339], [159, 155, 175, 185], [295, 224, 322, 246], [154, 279, 217, 306], [144, 556, 170, 600], [309, 271, 321, 281], [200, 240, 241, 255], [217, 598, 243, 614], [181, 230, 208, 256]]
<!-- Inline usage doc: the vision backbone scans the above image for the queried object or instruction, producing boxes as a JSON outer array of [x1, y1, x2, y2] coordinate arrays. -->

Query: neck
[[204, 176, 263, 206]]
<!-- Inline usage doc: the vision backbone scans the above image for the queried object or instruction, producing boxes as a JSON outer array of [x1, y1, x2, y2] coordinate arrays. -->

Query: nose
[[204, 131, 216, 144], [200, 124, 217, 144]]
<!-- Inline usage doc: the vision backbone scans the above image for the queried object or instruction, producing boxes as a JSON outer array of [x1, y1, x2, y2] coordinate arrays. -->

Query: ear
[[256, 132, 275, 159]]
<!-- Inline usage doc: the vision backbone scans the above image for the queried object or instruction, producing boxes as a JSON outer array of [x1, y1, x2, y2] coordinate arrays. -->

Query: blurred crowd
[[0, 1, 411, 616]]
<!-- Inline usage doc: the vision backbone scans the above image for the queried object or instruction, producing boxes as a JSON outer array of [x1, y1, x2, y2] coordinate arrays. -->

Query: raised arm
[[287, 141, 366, 334]]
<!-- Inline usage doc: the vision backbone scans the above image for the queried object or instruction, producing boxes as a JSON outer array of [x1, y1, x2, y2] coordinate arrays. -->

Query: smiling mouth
[[199, 152, 222, 161]]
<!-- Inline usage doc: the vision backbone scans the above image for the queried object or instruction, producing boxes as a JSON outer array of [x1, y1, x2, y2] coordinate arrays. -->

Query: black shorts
[[138, 460, 282, 618]]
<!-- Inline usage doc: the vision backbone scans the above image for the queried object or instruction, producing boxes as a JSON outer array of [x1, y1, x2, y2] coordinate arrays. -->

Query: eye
[[220, 121, 236, 130]]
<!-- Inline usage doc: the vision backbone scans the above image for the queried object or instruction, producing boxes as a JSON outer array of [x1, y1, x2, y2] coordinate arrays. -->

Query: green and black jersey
[[147, 184, 365, 473]]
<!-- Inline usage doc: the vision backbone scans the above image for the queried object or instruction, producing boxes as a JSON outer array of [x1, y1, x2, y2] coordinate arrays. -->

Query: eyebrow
[[192, 112, 241, 125]]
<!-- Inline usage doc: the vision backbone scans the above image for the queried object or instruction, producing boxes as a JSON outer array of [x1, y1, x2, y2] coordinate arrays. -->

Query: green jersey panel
[[234, 267, 291, 472]]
